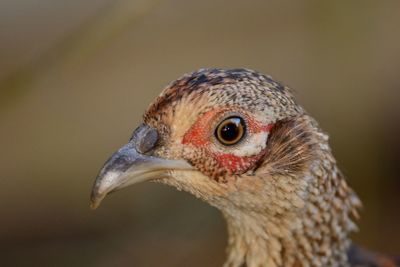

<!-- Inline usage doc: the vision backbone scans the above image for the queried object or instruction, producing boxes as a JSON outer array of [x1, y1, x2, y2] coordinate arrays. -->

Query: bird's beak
[[90, 124, 192, 209]]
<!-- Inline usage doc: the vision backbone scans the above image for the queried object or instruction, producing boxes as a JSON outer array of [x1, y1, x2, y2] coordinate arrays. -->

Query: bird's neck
[[220, 159, 360, 267], [223, 209, 301, 267]]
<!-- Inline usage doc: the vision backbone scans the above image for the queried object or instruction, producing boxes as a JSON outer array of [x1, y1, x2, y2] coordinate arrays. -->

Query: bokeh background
[[1, 0, 399, 266]]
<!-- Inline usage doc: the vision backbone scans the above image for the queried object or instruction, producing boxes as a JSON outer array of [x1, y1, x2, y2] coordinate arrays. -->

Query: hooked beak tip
[[90, 201, 99, 210], [90, 189, 106, 210]]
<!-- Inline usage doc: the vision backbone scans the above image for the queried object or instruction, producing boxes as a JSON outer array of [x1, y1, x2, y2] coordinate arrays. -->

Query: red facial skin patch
[[182, 108, 273, 175], [213, 152, 267, 174]]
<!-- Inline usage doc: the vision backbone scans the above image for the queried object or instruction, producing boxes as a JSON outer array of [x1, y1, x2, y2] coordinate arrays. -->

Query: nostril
[[130, 123, 159, 154]]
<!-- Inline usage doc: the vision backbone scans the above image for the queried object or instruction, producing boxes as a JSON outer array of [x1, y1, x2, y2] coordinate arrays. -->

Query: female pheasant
[[91, 68, 398, 267]]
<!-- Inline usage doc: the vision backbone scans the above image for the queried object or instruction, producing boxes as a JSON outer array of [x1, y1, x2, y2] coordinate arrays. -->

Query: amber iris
[[215, 117, 245, 145]]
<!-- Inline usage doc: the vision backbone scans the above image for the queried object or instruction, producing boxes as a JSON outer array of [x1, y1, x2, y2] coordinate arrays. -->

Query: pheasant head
[[91, 69, 362, 267]]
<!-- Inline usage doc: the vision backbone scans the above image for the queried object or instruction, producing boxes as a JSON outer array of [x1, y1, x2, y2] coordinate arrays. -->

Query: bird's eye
[[215, 117, 246, 146]]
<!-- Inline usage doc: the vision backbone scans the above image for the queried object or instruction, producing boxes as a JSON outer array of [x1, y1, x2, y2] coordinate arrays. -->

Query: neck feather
[[221, 139, 361, 267]]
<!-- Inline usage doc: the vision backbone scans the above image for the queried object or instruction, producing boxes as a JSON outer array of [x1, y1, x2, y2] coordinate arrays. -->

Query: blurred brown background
[[0, 0, 399, 266]]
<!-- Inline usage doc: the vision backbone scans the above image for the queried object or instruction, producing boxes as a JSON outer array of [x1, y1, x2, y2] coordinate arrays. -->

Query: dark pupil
[[220, 119, 241, 141]]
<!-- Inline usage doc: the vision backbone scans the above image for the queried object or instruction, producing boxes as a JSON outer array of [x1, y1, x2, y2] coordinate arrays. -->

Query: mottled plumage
[[91, 68, 398, 267]]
